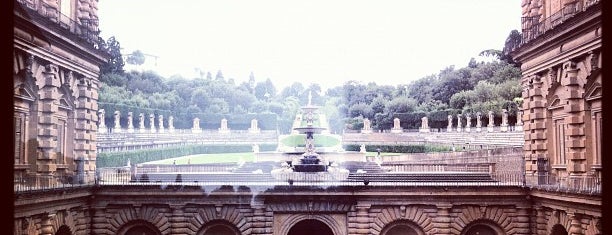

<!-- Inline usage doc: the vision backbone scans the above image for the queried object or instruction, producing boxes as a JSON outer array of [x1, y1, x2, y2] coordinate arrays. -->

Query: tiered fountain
[[271, 92, 350, 181]]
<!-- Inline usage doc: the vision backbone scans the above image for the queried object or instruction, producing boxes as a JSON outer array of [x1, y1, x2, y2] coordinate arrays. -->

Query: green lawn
[[144, 152, 255, 165]]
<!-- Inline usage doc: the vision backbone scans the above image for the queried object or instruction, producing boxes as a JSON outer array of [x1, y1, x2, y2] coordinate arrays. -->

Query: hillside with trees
[[97, 31, 522, 134]]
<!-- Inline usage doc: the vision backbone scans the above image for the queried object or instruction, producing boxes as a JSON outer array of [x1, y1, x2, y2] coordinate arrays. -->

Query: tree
[[100, 36, 125, 74], [126, 50, 146, 66]]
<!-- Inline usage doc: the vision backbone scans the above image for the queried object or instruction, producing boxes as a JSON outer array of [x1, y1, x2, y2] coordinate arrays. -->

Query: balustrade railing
[[519, 0, 600, 47]]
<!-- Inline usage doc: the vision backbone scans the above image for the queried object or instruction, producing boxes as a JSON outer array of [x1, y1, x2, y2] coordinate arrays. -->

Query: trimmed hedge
[[96, 144, 277, 168], [343, 144, 451, 153]]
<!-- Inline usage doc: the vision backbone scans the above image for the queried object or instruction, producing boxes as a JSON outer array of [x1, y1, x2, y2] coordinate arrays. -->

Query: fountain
[[271, 92, 350, 181]]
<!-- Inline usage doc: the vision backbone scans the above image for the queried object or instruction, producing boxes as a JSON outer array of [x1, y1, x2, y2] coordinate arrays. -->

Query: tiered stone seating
[[337, 161, 386, 173], [233, 161, 279, 173], [347, 172, 496, 182]]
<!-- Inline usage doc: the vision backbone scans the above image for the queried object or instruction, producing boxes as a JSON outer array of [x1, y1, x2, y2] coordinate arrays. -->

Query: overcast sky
[[97, 0, 521, 91]]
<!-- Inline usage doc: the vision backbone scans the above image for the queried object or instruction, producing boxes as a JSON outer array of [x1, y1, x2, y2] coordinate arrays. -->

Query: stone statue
[[465, 113, 471, 132], [515, 110, 524, 132], [98, 109, 106, 133], [127, 112, 134, 133], [249, 119, 260, 133], [456, 114, 462, 132], [362, 118, 372, 133], [98, 109, 106, 128], [113, 110, 121, 133], [476, 112, 482, 132], [219, 118, 230, 134], [447, 115, 453, 132], [138, 113, 146, 133], [500, 109, 509, 132], [360, 144, 366, 153], [419, 116, 430, 133], [168, 116, 175, 133], [158, 115, 164, 133], [149, 114, 156, 133], [192, 117, 202, 133], [487, 111, 495, 132], [392, 117, 403, 133]]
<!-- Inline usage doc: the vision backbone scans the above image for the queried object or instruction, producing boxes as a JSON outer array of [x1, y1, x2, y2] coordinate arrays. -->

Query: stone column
[[37, 64, 60, 186], [168, 116, 175, 133], [158, 115, 165, 133], [127, 112, 134, 133], [456, 114, 462, 132], [447, 115, 453, 132], [149, 114, 156, 133], [97, 109, 106, 133], [500, 109, 509, 132], [476, 112, 482, 132], [113, 110, 121, 133], [487, 111, 495, 132], [465, 113, 471, 132], [516, 110, 524, 131]]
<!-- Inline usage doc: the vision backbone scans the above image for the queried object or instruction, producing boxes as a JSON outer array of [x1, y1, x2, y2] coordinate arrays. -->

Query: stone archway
[[198, 220, 241, 235], [287, 219, 333, 235], [380, 220, 425, 235], [551, 224, 568, 235], [278, 214, 345, 235], [460, 220, 505, 235], [117, 220, 162, 235], [55, 225, 71, 235]]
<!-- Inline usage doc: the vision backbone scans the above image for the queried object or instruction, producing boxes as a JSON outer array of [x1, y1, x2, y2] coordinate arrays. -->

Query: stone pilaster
[[513, 207, 532, 235], [348, 203, 371, 235], [39, 213, 54, 235], [37, 63, 60, 186], [523, 74, 548, 184], [433, 204, 452, 235], [561, 61, 587, 179], [75, 77, 96, 183], [90, 207, 110, 234], [567, 212, 582, 235], [169, 205, 189, 234], [251, 202, 273, 235], [533, 206, 547, 235]]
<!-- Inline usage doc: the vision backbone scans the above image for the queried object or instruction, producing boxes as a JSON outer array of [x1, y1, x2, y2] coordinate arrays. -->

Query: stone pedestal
[[112, 111, 121, 133], [219, 118, 230, 134], [127, 112, 134, 133], [248, 119, 261, 134]]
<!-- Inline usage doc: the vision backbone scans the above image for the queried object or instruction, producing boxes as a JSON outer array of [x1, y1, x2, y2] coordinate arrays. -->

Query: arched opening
[[117, 220, 161, 235], [380, 220, 425, 235], [287, 219, 333, 235], [463, 224, 497, 235], [55, 225, 71, 235], [198, 221, 240, 235], [551, 224, 568, 235], [461, 220, 504, 235]]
